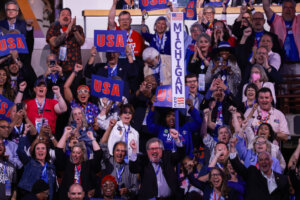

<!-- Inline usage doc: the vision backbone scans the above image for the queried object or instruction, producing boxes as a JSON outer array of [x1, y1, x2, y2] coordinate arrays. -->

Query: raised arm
[[53, 86, 67, 114], [63, 63, 83, 103], [56, 126, 72, 149], [14, 81, 27, 104], [87, 131, 100, 151], [288, 138, 300, 169], [108, 0, 118, 30], [100, 119, 117, 144], [262, 0, 274, 21]]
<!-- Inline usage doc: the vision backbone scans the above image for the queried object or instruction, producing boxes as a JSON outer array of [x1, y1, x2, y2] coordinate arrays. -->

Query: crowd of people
[[0, 0, 300, 199]]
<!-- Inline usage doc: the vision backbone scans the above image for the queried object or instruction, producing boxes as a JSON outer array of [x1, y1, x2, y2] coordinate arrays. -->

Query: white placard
[[170, 12, 185, 108]]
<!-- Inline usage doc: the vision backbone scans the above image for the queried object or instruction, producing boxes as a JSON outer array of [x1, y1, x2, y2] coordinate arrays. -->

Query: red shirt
[[25, 98, 58, 134], [116, 26, 145, 57]]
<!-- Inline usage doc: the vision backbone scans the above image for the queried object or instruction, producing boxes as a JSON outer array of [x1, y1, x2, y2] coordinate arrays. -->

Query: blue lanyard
[[155, 164, 161, 176], [116, 165, 125, 184], [124, 125, 130, 145], [108, 65, 118, 77], [35, 98, 46, 116], [3, 161, 8, 178], [14, 123, 23, 135], [50, 72, 58, 83], [41, 162, 49, 183], [155, 33, 166, 52]]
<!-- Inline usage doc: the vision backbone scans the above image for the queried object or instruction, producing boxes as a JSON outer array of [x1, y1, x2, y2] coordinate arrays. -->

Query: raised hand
[[52, 86, 60, 95], [19, 81, 27, 92], [74, 63, 83, 72], [109, 119, 117, 128], [169, 128, 180, 142], [90, 46, 97, 57], [87, 131, 95, 140], [130, 139, 137, 153]]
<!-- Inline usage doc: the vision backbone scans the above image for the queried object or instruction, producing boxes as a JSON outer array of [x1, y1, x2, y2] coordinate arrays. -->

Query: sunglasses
[[77, 89, 89, 94]]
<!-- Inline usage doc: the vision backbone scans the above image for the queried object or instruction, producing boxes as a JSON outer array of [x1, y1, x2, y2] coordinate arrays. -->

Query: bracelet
[[18, 90, 24, 93], [50, 136, 55, 140], [73, 71, 78, 75]]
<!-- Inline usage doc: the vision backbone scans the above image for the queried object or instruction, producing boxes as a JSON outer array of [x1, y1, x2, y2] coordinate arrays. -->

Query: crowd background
[[0, 0, 300, 200]]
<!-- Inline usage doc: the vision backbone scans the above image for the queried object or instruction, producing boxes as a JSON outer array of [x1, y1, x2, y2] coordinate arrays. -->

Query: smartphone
[[49, 60, 56, 66], [42, 118, 49, 126], [71, 120, 77, 129], [16, 103, 23, 112]]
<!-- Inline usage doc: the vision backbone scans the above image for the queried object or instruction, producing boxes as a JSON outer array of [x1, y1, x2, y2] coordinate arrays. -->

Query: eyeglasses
[[77, 89, 89, 94], [6, 9, 18, 12], [252, 18, 264, 21], [148, 147, 162, 151], [115, 149, 126, 153], [123, 111, 132, 115], [255, 141, 266, 145], [211, 173, 221, 177], [0, 126, 10, 129]]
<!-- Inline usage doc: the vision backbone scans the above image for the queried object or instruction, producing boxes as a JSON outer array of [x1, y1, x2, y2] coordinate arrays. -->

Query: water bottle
[[134, 0, 139, 9], [198, 65, 205, 91]]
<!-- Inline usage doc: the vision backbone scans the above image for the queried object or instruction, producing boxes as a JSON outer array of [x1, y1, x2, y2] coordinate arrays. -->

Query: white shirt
[[261, 171, 277, 194]]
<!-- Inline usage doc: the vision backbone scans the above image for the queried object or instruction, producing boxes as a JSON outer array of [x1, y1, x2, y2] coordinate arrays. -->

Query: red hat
[[101, 175, 118, 189]]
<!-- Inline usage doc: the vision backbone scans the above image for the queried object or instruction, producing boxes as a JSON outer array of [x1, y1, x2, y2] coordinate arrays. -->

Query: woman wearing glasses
[[64, 64, 100, 127]]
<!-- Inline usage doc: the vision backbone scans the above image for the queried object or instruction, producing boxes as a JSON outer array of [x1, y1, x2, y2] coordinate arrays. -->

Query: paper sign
[[94, 30, 127, 52], [154, 85, 188, 108], [91, 75, 124, 102], [170, 13, 186, 108], [0, 95, 14, 121], [139, 0, 168, 11], [184, 0, 197, 20], [0, 34, 28, 56]]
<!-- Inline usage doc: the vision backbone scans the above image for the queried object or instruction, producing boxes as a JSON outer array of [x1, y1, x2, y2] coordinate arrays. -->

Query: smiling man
[[244, 87, 289, 141], [230, 151, 289, 200], [129, 129, 185, 200], [46, 8, 85, 74]]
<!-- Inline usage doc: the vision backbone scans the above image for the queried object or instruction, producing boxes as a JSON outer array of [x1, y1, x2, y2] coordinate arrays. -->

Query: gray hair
[[68, 107, 89, 130], [218, 125, 232, 136], [5, 1, 19, 11], [154, 16, 169, 31], [203, 5, 215, 14], [190, 23, 204, 33], [251, 64, 269, 83], [257, 150, 272, 161], [146, 138, 164, 150], [142, 47, 160, 61], [197, 33, 211, 44], [253, 136, 272, 154]]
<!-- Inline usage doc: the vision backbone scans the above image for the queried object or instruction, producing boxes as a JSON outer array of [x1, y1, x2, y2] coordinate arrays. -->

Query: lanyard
[[108, 64, 118, 77], [3, 162, 8, 179], [127, 29, 133, 43], [74, 165, 81, 184], [14, 123, 24, 135], [214, 191, 221, 200], [123, 125, 130, 145], [155, 164, 161, 176], [245, 99, 256, 110], [116, 165, 125, 184], [41, 162, 49, 183], [50, 72, 58, 83], [11, 80, 17, 89], [155, 33, 166, 52], [35, 98, 46, 117]]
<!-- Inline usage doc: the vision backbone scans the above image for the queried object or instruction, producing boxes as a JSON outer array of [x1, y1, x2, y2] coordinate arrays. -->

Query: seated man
[[142, 47, 171, 86], [129, 129, 185, 200], [244, 87, 289, 141]]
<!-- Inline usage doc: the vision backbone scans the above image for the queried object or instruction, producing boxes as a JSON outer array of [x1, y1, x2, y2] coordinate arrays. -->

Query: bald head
[[68, 183, 85, 200], [252, 12, 265, 32]]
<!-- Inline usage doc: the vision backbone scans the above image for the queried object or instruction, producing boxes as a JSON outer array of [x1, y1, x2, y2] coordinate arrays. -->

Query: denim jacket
[[17, 136, 56, 200]]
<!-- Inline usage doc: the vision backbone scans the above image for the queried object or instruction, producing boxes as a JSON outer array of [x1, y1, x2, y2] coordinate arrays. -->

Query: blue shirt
[[142, 31, 171, 55]]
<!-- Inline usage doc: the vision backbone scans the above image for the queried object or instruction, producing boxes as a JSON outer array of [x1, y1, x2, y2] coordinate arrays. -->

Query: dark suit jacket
[[129, 145, 185, 200], [84, 59, 138, 100], [0, 18, 34, 55], [230, 156, 289, 200]]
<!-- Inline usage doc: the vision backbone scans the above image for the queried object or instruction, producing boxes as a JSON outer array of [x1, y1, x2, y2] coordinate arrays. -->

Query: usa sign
[[0, 34, 28, 56], [154, 85, 188, 108], [94, 30, 127, 52], [139, 0, 168, 11]]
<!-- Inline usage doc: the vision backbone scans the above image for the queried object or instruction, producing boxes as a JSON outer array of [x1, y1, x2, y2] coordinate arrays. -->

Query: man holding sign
[[108, 0, 145, 58]]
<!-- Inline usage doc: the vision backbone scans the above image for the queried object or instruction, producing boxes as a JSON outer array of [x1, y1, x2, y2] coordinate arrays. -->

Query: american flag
[[175, 97, 185, 105], [172, 13, 183, 21]]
